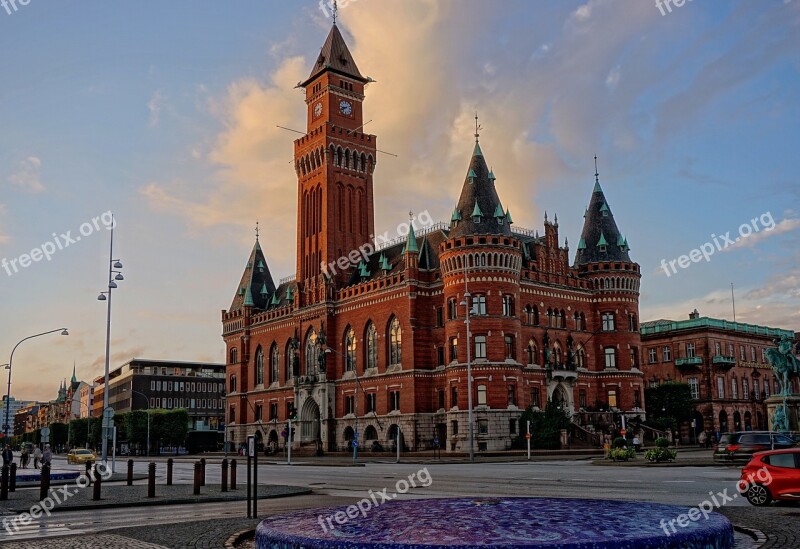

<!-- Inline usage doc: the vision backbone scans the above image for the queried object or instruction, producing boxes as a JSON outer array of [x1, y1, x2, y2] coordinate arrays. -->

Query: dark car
[[741, 449, 800, 506], [713, 431, 797, 462]]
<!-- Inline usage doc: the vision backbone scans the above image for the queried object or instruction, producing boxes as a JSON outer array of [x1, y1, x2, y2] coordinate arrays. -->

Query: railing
[[377, 222, 449, 251], [712, 355, 736, 364], [570, 420, 601, 447], [675, 357, 703, 366], [279, 275, 296, 286], [640, 424, 669, 442], [640, 317, 794, 338]]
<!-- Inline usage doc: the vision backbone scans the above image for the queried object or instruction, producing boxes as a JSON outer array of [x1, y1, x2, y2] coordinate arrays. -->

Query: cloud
[[731, 215, 800, 249], [0, 203, 8, 244], [148, 90, 166, 127], [8, 156, 44, 193]]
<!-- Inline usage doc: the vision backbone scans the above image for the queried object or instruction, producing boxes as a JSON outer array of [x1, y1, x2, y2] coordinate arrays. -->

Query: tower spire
[[594, 155, 599, 184]]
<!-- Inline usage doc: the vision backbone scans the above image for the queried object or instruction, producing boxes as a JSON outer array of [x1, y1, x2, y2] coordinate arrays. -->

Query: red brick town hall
[[222, 23, 644, 453]]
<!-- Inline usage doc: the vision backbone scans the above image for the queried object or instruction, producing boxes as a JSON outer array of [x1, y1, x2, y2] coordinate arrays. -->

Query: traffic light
[[288, 404, 297, 421]]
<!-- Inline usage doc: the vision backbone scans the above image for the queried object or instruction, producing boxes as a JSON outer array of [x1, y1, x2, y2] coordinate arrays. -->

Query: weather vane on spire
[[594, 155, 599, 184], [332, 0, 338, 25], [474, 112, 482, 143], [255, 220, 260, 241]]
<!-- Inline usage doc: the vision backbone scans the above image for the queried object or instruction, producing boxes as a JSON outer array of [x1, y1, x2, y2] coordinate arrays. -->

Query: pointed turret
[[405, 222, 419, 253], [300, 24, 368, 88], [574, 160, 632, 266], [449, 137, 511, 238], [229, 238, 276, 312], [71, 363, 77, 384]]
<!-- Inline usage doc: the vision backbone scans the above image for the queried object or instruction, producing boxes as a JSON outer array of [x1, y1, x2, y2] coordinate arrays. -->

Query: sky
[[0, 0, 798, 402]]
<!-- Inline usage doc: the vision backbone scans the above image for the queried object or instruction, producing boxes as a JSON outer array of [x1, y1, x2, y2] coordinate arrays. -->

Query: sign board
[[103, 407, 115, 420], [525, 433, 532, 440], [248, 436, 255, 457], [620, 429, 627, 437], [352, 440, 359, 448]]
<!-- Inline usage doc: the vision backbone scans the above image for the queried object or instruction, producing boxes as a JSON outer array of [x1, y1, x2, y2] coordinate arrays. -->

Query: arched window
[[229, 374, 237, 393], [365, 322, 378, 370], [285, 340, 295, 382], [229, 348, 238, 364], [388, 317, 402, 365], [576, 348, 585, 368], [270, 344, 279, 385], [345, 327, 357, 372], [305, 329, 318, 376], [255, 346, 265, 386], [527, 339, 538, 366], [553, 343, 562, 366], [533, 306, 539, 326]]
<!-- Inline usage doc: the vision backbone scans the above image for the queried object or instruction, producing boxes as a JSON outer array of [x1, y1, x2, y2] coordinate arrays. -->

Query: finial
[[554, 212, 558, 224], [594, 155, 599, 184], [409, 210, 414, 222], [474, 112, 482, 143], [332, 0, 338, 25], [544, 210, 548, 222], [255, 220, 260, 241]]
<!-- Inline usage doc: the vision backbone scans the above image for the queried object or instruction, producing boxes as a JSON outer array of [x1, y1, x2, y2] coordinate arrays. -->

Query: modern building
[[14, 403, 40, 437], [1, 396, 34, 435], [640, 310, 797, 438], [92, 358, 225, 431], [221, 21, 644, 453]]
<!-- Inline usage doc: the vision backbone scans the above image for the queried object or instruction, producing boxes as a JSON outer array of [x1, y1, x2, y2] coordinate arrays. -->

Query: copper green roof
[[577, 237, 586, 250], [471, 201, 483, 218], [505, 208, 513, 224], [451, 208, 462, 222], [405, 222, 419, 253], [597, 231, 608, 247]]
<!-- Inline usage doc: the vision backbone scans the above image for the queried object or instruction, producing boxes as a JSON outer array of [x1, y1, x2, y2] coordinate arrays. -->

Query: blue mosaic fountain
[[256, 497, 734, 549]]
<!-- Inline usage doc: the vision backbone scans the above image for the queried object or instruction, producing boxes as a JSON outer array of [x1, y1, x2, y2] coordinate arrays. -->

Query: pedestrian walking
[[42, 445, 52, 467], [1, 445, 12, 467], [33, 446, 42, 469], [20, 447, 29, 468]]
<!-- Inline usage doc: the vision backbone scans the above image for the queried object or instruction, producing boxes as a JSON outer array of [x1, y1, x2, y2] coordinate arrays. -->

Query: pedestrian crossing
[[0, 518, 84, 541]]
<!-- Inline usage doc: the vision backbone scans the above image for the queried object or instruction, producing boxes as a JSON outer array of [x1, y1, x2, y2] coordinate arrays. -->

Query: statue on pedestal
[[765, 335, 800, 432]]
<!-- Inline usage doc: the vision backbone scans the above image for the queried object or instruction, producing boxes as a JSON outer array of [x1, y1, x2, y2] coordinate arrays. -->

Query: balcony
[[546, 363, 579, 381], [712, 355, 736, 370], [675, 356, 703, 371]]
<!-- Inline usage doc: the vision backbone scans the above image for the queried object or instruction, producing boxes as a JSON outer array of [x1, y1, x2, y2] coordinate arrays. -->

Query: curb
[[733, 524, 767, 547], [591, 460, 722, 467], [5, 488, 312, 515], [225, 527, 256, 549]]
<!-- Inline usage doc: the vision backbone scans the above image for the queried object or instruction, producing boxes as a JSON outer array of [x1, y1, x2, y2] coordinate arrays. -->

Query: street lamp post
[[97, 215, 123, 464], [5, 329, 69, 441], [459, 261, 475, 462], [123, 388, 150, 456]]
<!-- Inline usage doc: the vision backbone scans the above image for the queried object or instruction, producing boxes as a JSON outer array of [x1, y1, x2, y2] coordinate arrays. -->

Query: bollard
[[9, 463, 16, 492], [93, 464, 102, 501], [200, 458, 206, 487], [39, 464, 50, 501], [230, 459, 237, 490], [127, 459, 134, 486], [85, 461, 93, 485], [147, 462, 156, 498], [193, 461, 201, 495], [0, 465, 8, 501], [167, 458, 173, 486], [221, 459, 228, 492]]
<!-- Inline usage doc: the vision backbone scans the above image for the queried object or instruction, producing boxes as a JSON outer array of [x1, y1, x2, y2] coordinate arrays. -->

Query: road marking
[[0, 522, 81, 541], [664, 480, 695, 483]]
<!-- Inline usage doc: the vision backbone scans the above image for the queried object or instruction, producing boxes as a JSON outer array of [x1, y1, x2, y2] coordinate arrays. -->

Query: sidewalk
[[0, 484, 310, 515]]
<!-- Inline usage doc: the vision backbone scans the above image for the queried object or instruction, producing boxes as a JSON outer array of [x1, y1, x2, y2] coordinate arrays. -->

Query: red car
[[741, 449, 800, 506]]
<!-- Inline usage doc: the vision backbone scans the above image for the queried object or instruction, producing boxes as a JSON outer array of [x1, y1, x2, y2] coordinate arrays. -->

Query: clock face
[[339, 100, 353, 116], [313, 102, 323, 118]]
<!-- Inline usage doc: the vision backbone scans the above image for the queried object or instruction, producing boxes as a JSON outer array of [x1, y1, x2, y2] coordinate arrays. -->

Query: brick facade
[[222, 23, 645, 453]]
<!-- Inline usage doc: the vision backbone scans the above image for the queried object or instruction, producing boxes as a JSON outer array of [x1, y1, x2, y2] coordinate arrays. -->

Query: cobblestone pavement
[[719, 505, 800, 549], [1, 533, 170, 548]]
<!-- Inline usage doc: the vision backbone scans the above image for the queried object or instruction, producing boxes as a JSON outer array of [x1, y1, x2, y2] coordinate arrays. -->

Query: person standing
[[1, 445, 12, 467], [33, 446, 42, 469], [20, 446, 28, 468]]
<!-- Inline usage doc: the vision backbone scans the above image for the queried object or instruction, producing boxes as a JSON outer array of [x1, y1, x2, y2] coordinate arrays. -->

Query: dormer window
[[471, 201, 483, 224]]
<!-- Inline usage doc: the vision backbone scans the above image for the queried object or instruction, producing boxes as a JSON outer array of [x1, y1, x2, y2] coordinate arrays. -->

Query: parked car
[[66, 449, 96, 464], [741, 449, 800, 506], [713, 432, 797, 462]]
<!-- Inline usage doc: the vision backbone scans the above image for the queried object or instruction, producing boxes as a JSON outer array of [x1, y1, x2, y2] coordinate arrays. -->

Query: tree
[[518, 399, 572, 449], [123, 411, 150, 454], [644, 382, 693, 432], [70, 418, 90, 447], [150, 409, 190, 452], [50, 423, 69, 447]]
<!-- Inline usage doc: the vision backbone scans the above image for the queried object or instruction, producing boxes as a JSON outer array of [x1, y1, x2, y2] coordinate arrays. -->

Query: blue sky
[[1, 0, 798, 401]]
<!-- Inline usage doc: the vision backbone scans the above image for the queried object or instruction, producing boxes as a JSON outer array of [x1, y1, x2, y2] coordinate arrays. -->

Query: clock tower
[[294, 22, 376, 295]]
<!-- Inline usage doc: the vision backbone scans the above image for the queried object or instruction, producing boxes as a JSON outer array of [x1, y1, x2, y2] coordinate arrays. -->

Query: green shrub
[[612, 437, 628, 449], [655, 437, 670, 448], [608, 448, 636, 462], [645, 448, 677, 463]]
